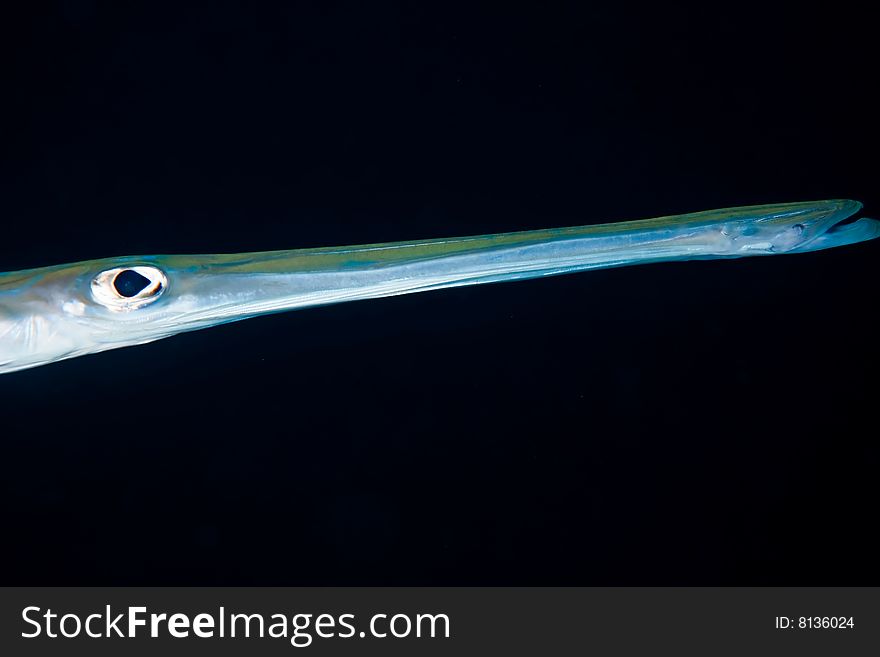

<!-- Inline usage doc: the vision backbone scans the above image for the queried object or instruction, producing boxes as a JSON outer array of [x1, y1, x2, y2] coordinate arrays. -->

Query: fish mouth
[[785, 200, 880, 253]]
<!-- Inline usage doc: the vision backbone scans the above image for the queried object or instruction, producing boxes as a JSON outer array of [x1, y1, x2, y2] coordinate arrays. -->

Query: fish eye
[[91, 265, 168, 311]]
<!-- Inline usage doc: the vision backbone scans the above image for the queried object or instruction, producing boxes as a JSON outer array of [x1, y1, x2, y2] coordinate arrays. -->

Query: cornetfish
[[1, 199, 877, 375]]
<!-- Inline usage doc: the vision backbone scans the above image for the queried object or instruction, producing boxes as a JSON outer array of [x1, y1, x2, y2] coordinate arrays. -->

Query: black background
[[0, 2, 876, 584]]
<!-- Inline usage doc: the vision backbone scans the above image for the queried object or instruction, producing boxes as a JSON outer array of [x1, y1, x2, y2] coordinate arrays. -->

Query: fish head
[[0, 259, 190, 374], [0, 252, 291, 374]]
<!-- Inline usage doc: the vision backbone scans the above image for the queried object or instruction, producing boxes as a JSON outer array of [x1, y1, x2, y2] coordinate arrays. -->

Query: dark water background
[[0, 2, 876, 584]]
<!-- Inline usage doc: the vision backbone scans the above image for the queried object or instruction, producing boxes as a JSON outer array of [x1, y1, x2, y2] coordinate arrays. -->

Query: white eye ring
[[91, 266, 168, 311]]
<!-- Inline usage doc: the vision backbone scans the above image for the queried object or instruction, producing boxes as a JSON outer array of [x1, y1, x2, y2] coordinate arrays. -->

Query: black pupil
[[113, 270, 153, 297]]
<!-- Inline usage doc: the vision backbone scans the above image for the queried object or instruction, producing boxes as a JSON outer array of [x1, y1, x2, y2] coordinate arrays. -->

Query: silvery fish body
[[1, 200, 877, 375]]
